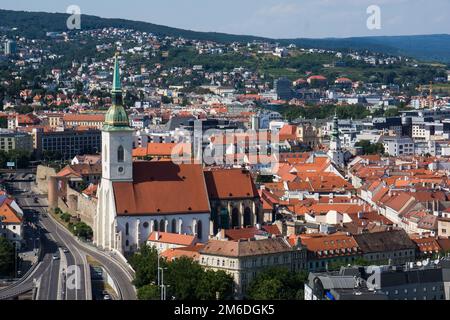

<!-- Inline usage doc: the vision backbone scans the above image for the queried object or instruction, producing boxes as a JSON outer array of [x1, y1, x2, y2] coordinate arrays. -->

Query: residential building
[[0, 197, 24, 248], [199, 236, 306, 297], [305, 260, 450, 300], [63, 113, 105, 129], [381, 136, 415, 156], [353, 230, 416, 265]]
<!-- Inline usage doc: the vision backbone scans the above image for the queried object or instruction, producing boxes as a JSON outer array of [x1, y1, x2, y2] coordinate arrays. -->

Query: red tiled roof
[[0, 202, 22, 224], [223, 225, 281, 241], [113, 162, 210, 216], [161, 244, 205, 261], [148, 232, 197, 246], [63, 114, 105, 122], [204, 169, 259, 200]]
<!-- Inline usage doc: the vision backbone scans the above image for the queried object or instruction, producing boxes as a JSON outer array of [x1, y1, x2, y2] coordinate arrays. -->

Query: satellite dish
[[422, 259, 430, 267], [434, 259, 440, 265], [416, 261, 422, 267]]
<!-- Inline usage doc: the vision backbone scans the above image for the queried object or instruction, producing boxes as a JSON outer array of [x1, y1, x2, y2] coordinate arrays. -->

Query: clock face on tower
[[118, 166, 124, 174]]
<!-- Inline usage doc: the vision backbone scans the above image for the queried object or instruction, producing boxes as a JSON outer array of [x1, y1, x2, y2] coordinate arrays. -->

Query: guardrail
[[0, 235, 44, 300]]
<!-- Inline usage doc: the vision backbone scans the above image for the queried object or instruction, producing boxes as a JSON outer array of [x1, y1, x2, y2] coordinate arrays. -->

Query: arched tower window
[[125, 222, 129, 236], [118, 145, 124, 163]]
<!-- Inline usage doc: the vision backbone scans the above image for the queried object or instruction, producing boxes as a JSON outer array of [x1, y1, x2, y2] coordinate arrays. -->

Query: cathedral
[[94, 55, 262, 254]]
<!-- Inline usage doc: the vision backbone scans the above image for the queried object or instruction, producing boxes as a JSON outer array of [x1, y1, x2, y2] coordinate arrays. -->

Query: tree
[[247, 267, 307, 300], [137, 284, 160, 300], [0, 237, 15, 277], [7, 149, 33, 169], [69, 222, 93, 240], [161, 96, 173, 104], [196, 269, 234, 300], [130, 246, 234, 300], [355, 140, 385, 155], [129, 245, 161, 288], [166, 257, 204, 300], [248, 278, 284, 300]]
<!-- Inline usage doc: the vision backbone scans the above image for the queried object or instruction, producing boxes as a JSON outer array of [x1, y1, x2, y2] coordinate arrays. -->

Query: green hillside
[[1, 9, 450, 63]]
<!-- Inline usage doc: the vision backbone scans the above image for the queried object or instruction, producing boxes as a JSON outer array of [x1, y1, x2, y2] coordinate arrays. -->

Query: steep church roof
[[113, 162, 211, 216]]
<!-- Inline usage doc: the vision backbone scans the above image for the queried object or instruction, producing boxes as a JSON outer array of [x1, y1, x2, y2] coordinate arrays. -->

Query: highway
[[0, 171, 137, 300]]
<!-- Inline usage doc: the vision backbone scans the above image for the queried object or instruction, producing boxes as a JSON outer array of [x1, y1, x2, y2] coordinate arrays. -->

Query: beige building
[[297, 122, 320, 148], [199, 236, 306, 297], [438, 218, 450, 238], [47, 113, 64, 128], [63, 114, 106, 129]]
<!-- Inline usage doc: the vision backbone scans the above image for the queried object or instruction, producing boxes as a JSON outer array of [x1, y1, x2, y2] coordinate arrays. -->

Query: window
[[197, 220, 203, 240], [171, 219, 177, 233], [118, 145, 124, 163], [125, 223, 129, 236]]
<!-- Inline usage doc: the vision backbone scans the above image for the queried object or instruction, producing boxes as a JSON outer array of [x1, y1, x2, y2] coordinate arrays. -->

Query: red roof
[[204, 169, 259, 200], [113, 162, 210, 216], [0, 202, 22, 224], [148, 232, 197, 246], [223, 225, 281, 241]]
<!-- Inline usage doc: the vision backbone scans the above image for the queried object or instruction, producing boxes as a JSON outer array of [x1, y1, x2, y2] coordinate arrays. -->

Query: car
[[62, 248, 69, 253], [103, 294, 111, 300], [52, 254, 59, 260]]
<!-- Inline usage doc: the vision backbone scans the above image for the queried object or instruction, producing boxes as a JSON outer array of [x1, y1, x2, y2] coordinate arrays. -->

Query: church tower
[[328, 114, 345, 168], [102, 54, 134, 181], [95, 54, 133, 251]]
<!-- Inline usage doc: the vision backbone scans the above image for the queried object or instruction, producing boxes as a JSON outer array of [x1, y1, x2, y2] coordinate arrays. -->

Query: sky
[[1, 0, 449, 39]]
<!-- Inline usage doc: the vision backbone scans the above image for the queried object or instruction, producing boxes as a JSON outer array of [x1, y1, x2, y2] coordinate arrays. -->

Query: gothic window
[[171, 219, 177, 233], [197, 220, 203, 240], [244, 207, 252, 227], [231, 208, 240, 228], [159, 219, 165, 232], [118, 145, 124, 163], [125, 222, 129, 236]]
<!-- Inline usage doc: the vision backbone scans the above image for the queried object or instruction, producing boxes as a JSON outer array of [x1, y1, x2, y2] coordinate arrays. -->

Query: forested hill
[[0, 9, 267, 43], [1, 9, 450, 63]]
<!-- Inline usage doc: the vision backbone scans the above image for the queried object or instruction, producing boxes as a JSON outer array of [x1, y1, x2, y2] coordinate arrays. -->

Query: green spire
[[112, 53, 122, 93], [103, 54, 132, 132]]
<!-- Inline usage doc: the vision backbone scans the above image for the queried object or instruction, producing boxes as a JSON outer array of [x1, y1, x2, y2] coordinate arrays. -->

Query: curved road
[[0, 174, 136, 300]]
